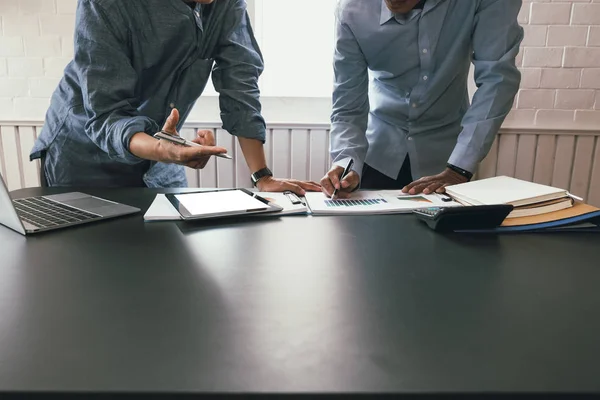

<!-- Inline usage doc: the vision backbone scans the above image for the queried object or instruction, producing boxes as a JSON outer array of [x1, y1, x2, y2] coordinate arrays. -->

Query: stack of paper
[[456, 202, 600, 233], [445, 176, 574, 218]]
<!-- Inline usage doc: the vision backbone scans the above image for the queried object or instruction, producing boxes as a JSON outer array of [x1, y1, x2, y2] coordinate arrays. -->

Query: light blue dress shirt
[[330, 0, 523, 180], [31, 0, 265, 188]]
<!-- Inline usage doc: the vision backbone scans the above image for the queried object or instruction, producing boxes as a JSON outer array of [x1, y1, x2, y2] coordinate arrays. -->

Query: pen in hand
[[154, 131, 232, 160], [331, 158, 354, 199]]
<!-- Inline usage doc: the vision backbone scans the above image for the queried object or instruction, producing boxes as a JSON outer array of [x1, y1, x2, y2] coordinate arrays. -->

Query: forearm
[[451, 55, 521, 172], [129, 132, 163, 162], [451, 0, 523, 172], [238, 137, 267, 173]]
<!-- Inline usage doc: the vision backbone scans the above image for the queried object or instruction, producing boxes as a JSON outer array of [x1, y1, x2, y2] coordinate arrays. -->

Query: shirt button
[[408, 137, 413, 141], [412, 103, 418, 108], [423, 75, 428, 81], [169, 103, 175, 108], [422, 48, 428, 54]]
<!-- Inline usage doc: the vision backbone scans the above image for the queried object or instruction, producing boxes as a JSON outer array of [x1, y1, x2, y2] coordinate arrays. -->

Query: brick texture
[[512, 0, 600, 128], [0, 0, 599, 129]]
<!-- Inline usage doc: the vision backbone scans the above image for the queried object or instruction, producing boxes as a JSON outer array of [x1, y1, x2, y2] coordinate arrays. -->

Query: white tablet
[[165, 189, 283, 220]]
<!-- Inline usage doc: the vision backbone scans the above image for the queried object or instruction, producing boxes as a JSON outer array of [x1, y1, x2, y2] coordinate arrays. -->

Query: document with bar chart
[[304, 191, 462, 215]]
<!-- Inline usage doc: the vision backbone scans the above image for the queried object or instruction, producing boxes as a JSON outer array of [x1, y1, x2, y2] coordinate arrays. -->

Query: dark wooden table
[[0, 187, 599, 394]]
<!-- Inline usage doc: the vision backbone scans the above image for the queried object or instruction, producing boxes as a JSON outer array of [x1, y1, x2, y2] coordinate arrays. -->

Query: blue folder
[[456, 211, 600, 233]]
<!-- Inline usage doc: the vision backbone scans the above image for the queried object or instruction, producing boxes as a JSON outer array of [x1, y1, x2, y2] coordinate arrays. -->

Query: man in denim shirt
[[30, 0, 320, 194], [321, 0, 523, 197]]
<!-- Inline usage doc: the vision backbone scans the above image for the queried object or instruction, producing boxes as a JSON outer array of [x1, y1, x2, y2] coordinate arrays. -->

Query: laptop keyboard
[[13, 197, 100, 229]]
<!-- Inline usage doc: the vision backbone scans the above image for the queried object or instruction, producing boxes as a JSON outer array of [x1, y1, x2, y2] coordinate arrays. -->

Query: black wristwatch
[[446, 163, 473, 181], [251, 167, 273, 187]]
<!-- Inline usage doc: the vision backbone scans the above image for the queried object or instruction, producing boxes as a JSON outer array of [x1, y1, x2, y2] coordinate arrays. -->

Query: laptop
[[0, 174, 140, 235]]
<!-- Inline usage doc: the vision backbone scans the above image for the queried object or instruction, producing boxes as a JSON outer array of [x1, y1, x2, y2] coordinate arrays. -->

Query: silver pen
[[154, 131, 232, 160], [284, 191, 305, 205]]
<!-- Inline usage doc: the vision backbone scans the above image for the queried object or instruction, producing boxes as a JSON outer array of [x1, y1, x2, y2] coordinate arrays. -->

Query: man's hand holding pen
[[320, 159, 359, 199]]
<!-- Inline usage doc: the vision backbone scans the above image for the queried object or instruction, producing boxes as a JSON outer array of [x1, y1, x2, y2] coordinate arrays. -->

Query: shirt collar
[[380, 1, 395, 25], [380, 0, 444, 25], [379, 0, 423, 25]]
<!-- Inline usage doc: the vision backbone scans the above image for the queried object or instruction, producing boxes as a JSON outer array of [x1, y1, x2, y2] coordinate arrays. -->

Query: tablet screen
[[174, 190, 270, 216]]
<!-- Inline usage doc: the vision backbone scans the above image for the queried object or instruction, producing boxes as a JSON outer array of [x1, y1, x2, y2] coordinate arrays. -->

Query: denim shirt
[[330, 0, 523, 180], [31, 0, 265, 188]]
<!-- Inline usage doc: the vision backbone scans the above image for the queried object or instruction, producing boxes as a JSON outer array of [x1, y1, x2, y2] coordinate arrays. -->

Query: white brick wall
[[0, 0, 73, 119], [0, 0, 599, 129], [509, 0, 600, 129]]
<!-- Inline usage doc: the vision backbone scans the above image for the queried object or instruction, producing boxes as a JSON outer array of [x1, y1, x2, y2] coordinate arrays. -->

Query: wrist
[[152, 136, 170, 163], [446, 163, 473, 181], [255, 175, 273, 191], [130, 132, 161, 162], [251, 167, 273, 187]]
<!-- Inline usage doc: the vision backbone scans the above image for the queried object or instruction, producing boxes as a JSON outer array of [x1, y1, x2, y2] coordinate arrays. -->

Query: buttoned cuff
[[448, 143, 479, 175], [333, 155, 364, 182]]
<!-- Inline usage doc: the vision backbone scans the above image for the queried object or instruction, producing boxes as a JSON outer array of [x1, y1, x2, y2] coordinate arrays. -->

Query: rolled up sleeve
[[448, 0, 523, 173], [329, 6, 370, 178], [75, 0, 158, 165], [212, 0, 266, 142]]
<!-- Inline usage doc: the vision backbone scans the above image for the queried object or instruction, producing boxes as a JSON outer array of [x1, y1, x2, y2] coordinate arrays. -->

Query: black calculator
[[413, 205, 514, 232]]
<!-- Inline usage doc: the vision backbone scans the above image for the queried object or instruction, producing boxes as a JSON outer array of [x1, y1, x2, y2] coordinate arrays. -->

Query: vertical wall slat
[[17, 126, 41, 188], [477, 137, 499, 179], [569, 136, 595, 199], [271, 128, 291, 179], [216, 129, 235, 188], [309, 129, 328, 182], [265, 128, 273, 171], [200, 160, 217, 188], [14, 127, 25, 189], [326, 129, 332, 170], [0, 126, 22, 191], [291, 129, 309, 181], [551, 136, 576, 190], [234, 138, 252, 188], [514, 134, 537, 182], [496, 134, 518, 177], [532, 134, 556, 186], [587, 138, 600, 207], [180, 128, 200, 188], [33, 126, 42, 185], [0, 126, 7, 182], [199, 128, 218, 188], [200, 157, 217, 188]]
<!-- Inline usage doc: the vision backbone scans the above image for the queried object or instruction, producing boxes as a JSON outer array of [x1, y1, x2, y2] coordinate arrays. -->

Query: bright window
[[253, 0, 337, 98], [206, 0, 475, 101]]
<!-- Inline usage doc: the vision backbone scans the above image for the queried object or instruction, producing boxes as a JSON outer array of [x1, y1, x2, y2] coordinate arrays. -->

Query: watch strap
[[446, 163, 473, 181], [251, 167, 273, 186]]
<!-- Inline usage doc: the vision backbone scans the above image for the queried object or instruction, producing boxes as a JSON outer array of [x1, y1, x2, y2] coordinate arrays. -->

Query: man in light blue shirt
[[321, 0, 523, 197], [31, 0, 320, 195]]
